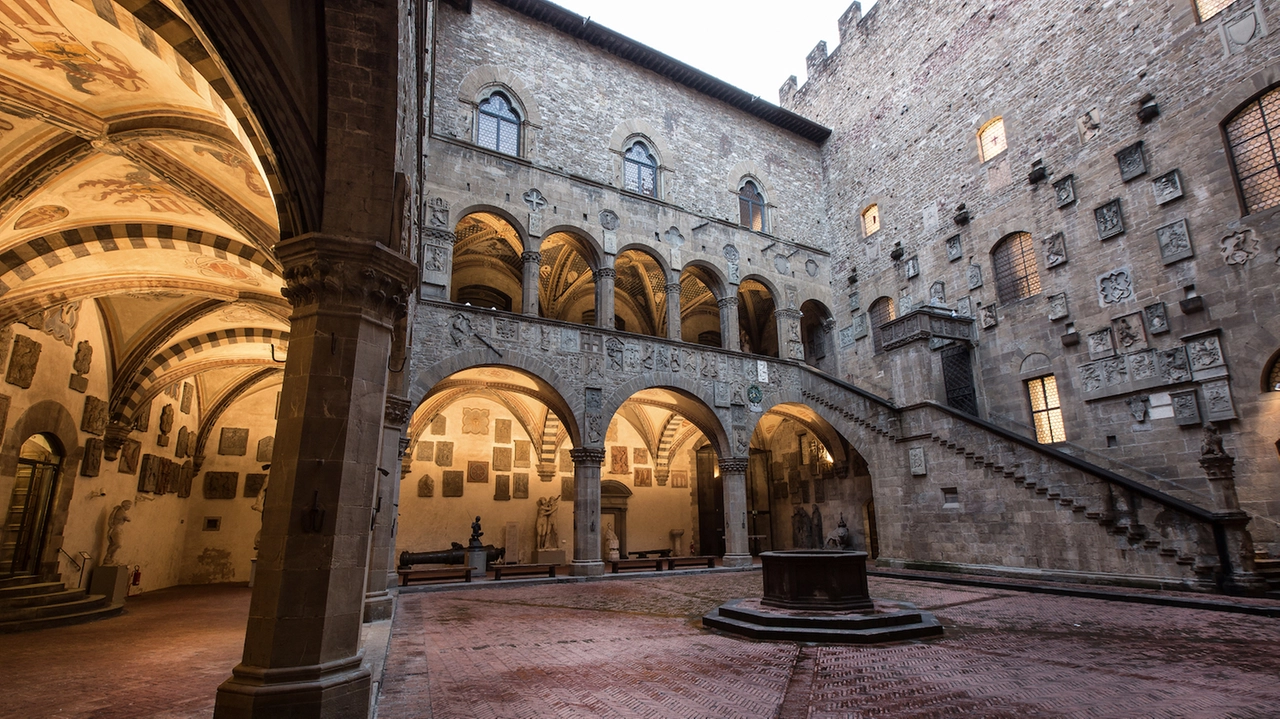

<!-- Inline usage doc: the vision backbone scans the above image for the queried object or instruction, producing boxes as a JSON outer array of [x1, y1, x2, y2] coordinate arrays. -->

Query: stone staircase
[[0, 574, 123, 633], [1255, 555, 1280, 599], [798, 365, 1263, 594]]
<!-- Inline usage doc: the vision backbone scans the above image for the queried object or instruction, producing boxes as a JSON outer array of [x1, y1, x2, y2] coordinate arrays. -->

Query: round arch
[[539, 225, 604, 268], [680, 260, 730, 300], [600, 374, 731, 459], [452, 204, 530, 249], [0, 401, 83, 579]]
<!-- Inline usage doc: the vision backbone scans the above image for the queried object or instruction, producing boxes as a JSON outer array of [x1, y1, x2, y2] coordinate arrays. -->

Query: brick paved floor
[[1, 574, 1278, 718], [379, 573, 1280, 719]]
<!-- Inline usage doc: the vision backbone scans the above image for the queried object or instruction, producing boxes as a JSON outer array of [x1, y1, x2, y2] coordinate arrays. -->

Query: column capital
[[277, 233, 417, 319], [422, 226, 457, 246], [102, 419, 134, 461], [570, 447, 606, 465], [521, 251, 542, 264], [665, 282, 682, 295], [718, 457, 750, 474], [383, 395, 412, 427], [776, 307, 802, 320], [717, 296, 739, 310], [594, 267, 617, 281]]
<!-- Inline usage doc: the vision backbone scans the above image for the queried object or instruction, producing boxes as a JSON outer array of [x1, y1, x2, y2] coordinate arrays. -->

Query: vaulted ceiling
[[0, 0, 287, 426]]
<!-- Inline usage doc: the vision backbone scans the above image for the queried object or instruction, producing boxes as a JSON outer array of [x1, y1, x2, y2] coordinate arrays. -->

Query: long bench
[[665, 556, 717, 570], [397, 566, 472, 586], [629, 549, 672, 559], [492, 563, 558, 580], [609, 558, 665, 573]]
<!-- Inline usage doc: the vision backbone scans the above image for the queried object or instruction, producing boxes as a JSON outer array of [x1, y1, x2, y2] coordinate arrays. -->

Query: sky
[[549, 0, 874, 103]]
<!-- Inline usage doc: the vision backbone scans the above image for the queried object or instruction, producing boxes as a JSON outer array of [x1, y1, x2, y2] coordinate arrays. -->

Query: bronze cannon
[[398, 542, 505, 568]]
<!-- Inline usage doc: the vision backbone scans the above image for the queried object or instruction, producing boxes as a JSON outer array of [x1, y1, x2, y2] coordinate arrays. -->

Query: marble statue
[[1201, 422, 1227, 458], [605, 525, 620, 561], [251, 474, 269, 552], [535, 496, 559, 550], [825, 515, 853, 550], [102, 500, 132, 566]]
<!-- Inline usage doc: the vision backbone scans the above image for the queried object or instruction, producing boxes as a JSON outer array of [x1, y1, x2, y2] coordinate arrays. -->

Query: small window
[[992, 232, 1040, 304], [478, 91, 520, 156], [1027, 375, 1066, 444], [738, 180, 765, 232], [941, 487, 959, 507], [1225, 85, 1280, 215], [861, 204, 880, 237], [978, 117, 1007, 162], [1269, 356, 1280, 391], [868, 296, 896, 353], [1194, 0, 1237, 21], [623, 141, 658, 197]]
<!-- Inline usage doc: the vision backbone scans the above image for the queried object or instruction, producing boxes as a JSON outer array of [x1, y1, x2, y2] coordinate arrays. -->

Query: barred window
[[1027, 375, 1066, 444], [992, 231, 1040, 304], [1195, 0, 1237, 21], [978, 117, 1007, 163], [869, 296, 896, 353], [739, 180, 765, 232], [862, 204, 880, 237], [1225, 85, 1280, 215], [478, 92, 520, 156], [1269, 356, 1280, 391], [623, 141, 658, 197]]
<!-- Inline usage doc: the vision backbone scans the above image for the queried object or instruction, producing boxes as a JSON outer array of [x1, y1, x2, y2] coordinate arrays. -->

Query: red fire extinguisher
[[131, 565, 142, 587]]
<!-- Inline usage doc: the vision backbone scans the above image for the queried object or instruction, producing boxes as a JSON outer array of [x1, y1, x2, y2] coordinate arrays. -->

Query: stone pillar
[[718, 296, 740, 352], [570, 447, 605, 576], [665, 282, 682, 341], [521, 251, 541, 317], [719, 457, 752, 567], [363, 396, 411, 623], [419, 225, 456, 300], [594, 267, 616, 329], [214, 234, 415, 719], [777, 308, 804, 361], [1200, 450, 1265, 595]]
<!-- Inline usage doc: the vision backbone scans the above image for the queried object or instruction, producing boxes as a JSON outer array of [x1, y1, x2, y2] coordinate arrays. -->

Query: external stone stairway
[[1255, 555, 1280, 599], [0, 574, 122, 633]]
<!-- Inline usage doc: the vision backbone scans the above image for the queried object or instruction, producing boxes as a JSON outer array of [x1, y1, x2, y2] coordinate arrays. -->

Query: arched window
[[1225, 85, 1280, 215], [861, 204, 880, 237], [1027, 375, 1066, 443], [978, 117, 1007, 162], [868, 296, 896, 353], [738, 180, 765, 232], [992, 232, 1040, 304], [623, 141, 658, 197], [1195, 0, 1236, 21], [1269, 355, 1280, 391], [477, 91, 520, 156]]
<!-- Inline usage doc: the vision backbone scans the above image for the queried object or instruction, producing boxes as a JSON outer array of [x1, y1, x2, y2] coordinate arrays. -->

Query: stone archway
[[600, 479, 632, 558]]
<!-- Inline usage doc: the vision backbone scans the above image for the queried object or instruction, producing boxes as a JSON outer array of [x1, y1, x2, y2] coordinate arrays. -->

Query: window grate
[[868, 296, 896, 353], [1027, 375, 1066, 444], [978, 117, 1007, 162], [1226, 86, 1280, 215], [862, 204, 880, 236], [478, 93, 520, 156], [739, 181, 765, 232], [1269, 357, 1280, 391], [623, 142, 658, 197], [1195, 0, 1238, 21], [992, 232, 1040, 304]]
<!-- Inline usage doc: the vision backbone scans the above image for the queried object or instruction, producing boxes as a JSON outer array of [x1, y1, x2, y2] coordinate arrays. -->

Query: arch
[[539, 224, 604, 268], [678, 263, 723, 347], [452, 211, 525, 313], [991, 231, 1041, 304], [799, 299, 835, 373], [1020, 352, 1053, 378], [192, 368, 283, 464], [601, 375, 730, 458], [1223, 81, 1280, 216], [868, 296, 896, 353], [608, 119, 672, 165], [1263, 347, 1280, 392], [408, 354, 582, 447], [680, 260, 729, 300], [736, 178, 767, 232], [615, 243, 672, 277], [600, 479, 633, 498], [738, 276, 779, 358], [476, 90, 522, 156], [726, 160, 778, 202], [457, 64, 542, 126], [614, 247, 670, 338], [737, 272, 781, 301], [0, 401, 82, 579], [539, 229, 601, 325], [978, 116, 1008, 162], [452, 204, 531, 248], [752, 402, 850, 470]]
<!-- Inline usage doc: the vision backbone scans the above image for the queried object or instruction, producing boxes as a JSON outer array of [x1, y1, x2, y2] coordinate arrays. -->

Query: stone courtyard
[[4, 569, 1278, 718]]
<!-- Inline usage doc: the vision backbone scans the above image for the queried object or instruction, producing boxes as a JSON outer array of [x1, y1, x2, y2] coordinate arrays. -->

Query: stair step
[[0, 575, 40, 590], [1160, 548, 1179, 557], [0, 594, 107, 621], [1176, 555, 1195, 565], [0, 582, 65, 600], [0, 587, 87, 610], [0, 601, 123, 634]]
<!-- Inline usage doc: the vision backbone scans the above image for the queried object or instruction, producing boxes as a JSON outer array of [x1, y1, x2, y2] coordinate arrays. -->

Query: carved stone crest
[[945, 234, 963, 261], [1126, 396, 1148, 422], [1047, 293, 1068, 321], [929, 281, 946, 306], [1156, 219, 1193, 264], [462, 407, 490, 435], [1053, 175, 1076, 207], [1097, 269, 1133, 305], [908, 446, 927, 476], [1201, 380, 1236, 421], [664, 226, 684, 247], [1143, 302, 1169, 334], [1158, 347, 1191, 383], [1094, 199, 1124, 240], [1043, 232, 1067, 268], [522, 189, 547, 212], [967, 263, 983, 290], [1115, 141, 1147, 182], [428, 197, 450, 227], [1219, 229, 1259, 265], [599, 209, 619, 231], [1151, 170, 1184, 205], [1112, 314, 1147, 352], [1087, 328, 1115, 359], [979, 305, 997, 329], [1170, 390, 1201, 426]]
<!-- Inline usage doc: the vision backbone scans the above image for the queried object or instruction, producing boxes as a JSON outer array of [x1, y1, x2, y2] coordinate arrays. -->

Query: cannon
[[398, 542, 505, 568]]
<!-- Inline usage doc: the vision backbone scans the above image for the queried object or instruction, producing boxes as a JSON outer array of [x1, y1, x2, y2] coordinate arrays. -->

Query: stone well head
[[760, 549, 874, 613]]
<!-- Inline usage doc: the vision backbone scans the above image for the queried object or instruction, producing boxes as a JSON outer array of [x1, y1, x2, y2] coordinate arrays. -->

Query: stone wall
[[786, 0, 1280, 548]]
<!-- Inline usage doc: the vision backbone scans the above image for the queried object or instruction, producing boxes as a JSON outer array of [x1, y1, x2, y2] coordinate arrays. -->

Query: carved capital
[[569, 447, 606, 465], [276, 234, 417, 319], [665, 283, 682, 295], [521, 251, 542, 265], [422, 227, 457, 246], [384, 395, 412, 427], [776, 308, 802, 321], [397, 436, 412, 457], [102, 420, 133, 461], [593, 267, 617, 281], [718, 458, 750, 474], [716, 296, 739, 310]]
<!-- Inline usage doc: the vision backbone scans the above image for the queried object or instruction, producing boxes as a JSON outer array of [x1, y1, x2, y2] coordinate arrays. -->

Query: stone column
[[570, 447, 605, 576], [665, 282, 682, 341], [363, 396, 411, 622], [521, 251, 541, 317], [719, 457, 752, 567], [594, 267, 616, 329], [1200, 449, 1265, 595], [777, 308, 804, 361], [718, 296, 740, 352], [214, 234, 415, 719]]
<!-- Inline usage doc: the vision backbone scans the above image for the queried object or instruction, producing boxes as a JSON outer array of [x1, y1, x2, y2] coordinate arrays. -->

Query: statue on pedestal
[[1201, 422, 1227, 458], [535, 496, 559, 550], [469, 516, 484, 547], [605, 525, 620, 561], [102, 500, 132, 566]]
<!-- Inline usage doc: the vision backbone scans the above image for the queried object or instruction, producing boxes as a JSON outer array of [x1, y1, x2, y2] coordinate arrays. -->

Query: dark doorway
[[864, 498, 880, 559], [942, 345, 979, 415], [695, 446, 724, 556], [600, 480, 631, 559], [1, 434, 64, 578], [746, 449, 774, 554]]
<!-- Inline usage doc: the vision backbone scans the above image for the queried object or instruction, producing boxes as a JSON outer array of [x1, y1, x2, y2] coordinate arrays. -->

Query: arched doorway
[[1, 434, 63, 578], [800, 299, 835, 373]]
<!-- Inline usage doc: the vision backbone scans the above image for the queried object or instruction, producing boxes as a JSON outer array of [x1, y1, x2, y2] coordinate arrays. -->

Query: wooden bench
[[629, 549, 672, 559], [665, 555, 717, 570], [492, 563, 558, 580], [609, 558, 665, 573], [397, 566, 472, 586]]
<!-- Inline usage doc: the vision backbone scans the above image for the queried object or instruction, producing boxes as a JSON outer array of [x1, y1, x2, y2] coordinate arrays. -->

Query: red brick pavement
[[378, 574, 1280, 719]]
